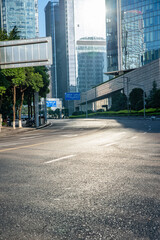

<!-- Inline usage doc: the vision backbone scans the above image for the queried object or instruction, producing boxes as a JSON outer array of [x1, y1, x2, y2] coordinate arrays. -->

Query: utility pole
[[34, 92, 39, 128], [85, 59, 88, 118], [143, 89, 146, 119], [123, 76, 129, 116]]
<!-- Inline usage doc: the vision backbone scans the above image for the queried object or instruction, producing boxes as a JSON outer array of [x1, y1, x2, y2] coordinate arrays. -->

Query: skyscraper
[[45, 0, 59, 98], [59, 0, 77, 114], [0, 0, 39, 39], [77, 37, 107, 93], [45, 0, 76, 114], [60, 0, 76, 89], [105, 0, 160, 73]]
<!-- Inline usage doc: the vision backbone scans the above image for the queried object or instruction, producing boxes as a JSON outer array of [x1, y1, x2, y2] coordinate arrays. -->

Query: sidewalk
[[0, 122, 51, 138], [0, 126, 34, 137]]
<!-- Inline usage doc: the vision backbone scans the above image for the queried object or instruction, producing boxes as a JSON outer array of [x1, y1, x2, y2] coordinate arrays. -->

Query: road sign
[[46, 100, 57, 108], [65, 92, 80, 101], [0, 37, 52, 69]]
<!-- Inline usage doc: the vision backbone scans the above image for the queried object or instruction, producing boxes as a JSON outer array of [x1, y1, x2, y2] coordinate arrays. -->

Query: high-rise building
[[0, 0, 39, 39], [60, 0, 77, 111], [45, 0, 59, 98], [77, 37, 107, 93], [105, 0, 160, 73], [45, 0, 76, 114], [58, 0, 77, 114]]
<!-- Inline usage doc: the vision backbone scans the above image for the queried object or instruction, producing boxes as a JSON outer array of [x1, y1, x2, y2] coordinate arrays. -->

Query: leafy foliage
[[0, 29, 8, 41], [8, 26, 20, 40], [25, 67, 43, 91], [146, 81, 160, 108], [34, 66, 50, 97], [2, 68, 26, 87], [111, 91, 127, 111], [129, 88, 144, 111]]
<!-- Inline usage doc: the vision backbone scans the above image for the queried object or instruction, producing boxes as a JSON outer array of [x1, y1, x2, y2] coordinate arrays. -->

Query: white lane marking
[[104, 143, 116, 147], [131, 136, 137, 139], [62, 135, 78, 137], [20, 135, 43, 140], [44, 155, 76, 164]]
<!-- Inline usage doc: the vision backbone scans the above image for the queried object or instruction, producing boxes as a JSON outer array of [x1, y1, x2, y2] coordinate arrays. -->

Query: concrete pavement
[[0, 122, 51, 137]]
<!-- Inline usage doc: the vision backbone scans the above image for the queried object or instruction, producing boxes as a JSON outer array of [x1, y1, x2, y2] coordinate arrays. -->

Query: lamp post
[[123, 76, 130, 116], [85, 58, 88, 118]]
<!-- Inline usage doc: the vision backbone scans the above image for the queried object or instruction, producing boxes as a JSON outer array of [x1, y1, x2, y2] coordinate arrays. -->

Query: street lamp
[[85, 58, 88, 118], [123, 76, 130, 116]]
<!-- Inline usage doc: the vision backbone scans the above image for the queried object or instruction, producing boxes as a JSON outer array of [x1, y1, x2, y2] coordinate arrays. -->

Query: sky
[[38, 0, 49, 37], [38, 0, 106, 39]]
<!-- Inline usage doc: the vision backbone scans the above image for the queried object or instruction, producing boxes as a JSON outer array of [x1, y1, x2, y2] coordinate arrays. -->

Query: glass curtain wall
[[77, 38, 107, 93], [1, 0, 38, 39], [106, 0, 160, 71], [121, 0, 160, 68], [105, 0, 118, 72]]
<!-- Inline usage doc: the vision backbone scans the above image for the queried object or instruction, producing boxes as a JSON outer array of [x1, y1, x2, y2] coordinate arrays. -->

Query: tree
[[18, 68, 44, 128], [8, 26, 20, 40], [0, 29, 8, 41], [154, 89, 160, 108], [34, 66, 50, 98], [129, 88, 144, 111], [2, 67, 44, 128], [111, 92, 127, 111], [146, 81, 160, 108], [0, 71, 10, 111], [0, 27, 20, 123], [2, 68, 26, 129]]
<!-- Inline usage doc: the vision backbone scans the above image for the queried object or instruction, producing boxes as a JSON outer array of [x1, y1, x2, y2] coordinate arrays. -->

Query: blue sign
[[46, 100, 57, 108], [65, 92, 80, 101]]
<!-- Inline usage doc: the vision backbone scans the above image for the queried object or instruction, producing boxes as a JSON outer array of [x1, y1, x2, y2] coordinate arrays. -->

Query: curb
[[36, 122, 51, 129], [0, 122, 51, 138]]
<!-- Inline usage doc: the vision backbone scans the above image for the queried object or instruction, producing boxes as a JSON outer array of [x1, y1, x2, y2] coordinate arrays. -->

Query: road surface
[[0, 118, 160, 240]]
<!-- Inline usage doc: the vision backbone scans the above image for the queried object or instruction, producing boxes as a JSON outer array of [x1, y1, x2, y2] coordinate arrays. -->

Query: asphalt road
[[0, 118, 160, 240]]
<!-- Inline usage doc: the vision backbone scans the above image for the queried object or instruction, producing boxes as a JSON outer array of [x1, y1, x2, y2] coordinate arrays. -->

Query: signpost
[[0, 37, 52, 69], [46, 100, 57, 108], [65, 92, 80, 101]]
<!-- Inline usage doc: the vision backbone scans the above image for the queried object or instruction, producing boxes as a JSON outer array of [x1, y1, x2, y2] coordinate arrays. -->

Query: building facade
[[0, 0, 39, 39], [75, 58, 160, 112], [45, 0, 59, 98], [77, 37, 107, 93], [105, 0, 160, 72], [45, 0, 76, 114]]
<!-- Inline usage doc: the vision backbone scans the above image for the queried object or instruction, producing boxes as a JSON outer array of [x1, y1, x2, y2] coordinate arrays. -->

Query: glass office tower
[[45, 0, 59, 98], [105, 0, 160, 72], [77, 37, 107, 93], [0, 0, 39, 39]]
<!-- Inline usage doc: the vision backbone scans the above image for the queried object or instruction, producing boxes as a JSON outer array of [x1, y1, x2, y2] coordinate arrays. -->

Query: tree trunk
[[18, 90, 24, 128], [13, 86, 16, 129]]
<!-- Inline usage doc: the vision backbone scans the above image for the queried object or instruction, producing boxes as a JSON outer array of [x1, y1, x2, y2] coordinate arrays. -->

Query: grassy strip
[[69, 108, 160, 118]]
